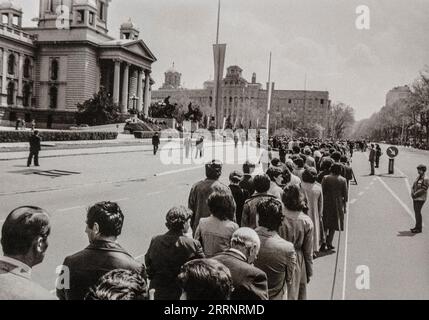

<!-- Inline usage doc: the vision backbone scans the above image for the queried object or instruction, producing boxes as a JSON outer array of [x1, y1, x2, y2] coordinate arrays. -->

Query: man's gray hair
[[230, 228, 260, 251]]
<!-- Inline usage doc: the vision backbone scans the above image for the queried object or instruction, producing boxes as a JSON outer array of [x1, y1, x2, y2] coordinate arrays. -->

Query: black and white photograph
[[0, 0, 428, 306]]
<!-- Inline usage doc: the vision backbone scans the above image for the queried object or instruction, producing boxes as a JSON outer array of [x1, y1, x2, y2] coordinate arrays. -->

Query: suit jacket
[[241, 193, 281, 229], [0, 257, 55, 300], [188, 179, 232, 233], [29, 135, 41, 152], [213, 249, 269, 300], [145, 230, 205, 300], [57, 240, 145, 300]]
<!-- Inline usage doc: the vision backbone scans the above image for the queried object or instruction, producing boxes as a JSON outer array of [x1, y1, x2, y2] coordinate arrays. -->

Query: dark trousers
[[153, 144, 159, 155], [375, 157, 380, 168], [413, 200, 425, 230], [325, 228, 336, 246], [27, 151, 39, 166], [370, 161, 375, 175]]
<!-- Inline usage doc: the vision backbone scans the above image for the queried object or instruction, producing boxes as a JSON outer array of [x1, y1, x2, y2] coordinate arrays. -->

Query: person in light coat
[[301, 168, 324, 256]]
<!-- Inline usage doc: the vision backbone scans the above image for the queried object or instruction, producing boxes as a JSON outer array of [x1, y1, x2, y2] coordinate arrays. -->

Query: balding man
[[213, 228, 268, 300], [0, 206, 55, 300]]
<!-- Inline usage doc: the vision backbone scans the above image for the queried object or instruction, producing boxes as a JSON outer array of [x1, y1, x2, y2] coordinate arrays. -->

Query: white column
[[121, 63, 130, 114], [113, 59, 120, 105], [137, 69, 143, 113], [1, 49, 7, 107], [143, 70, 150, 118], [18, 53, 23, 98]]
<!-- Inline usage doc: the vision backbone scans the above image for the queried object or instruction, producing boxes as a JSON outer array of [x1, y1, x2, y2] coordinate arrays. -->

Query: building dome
[[0, 0, 22, 11], [166, 63, 179, 74], [121, 18, 137, 30], [73, 0, 97, 9]]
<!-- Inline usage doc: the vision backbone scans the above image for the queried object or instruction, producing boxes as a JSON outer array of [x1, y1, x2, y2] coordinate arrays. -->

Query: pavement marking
[[342, 181, 352, 300], [396, 167, 412, 194], [154, 165, 205, 177], [376, 177, 415, 222], [350, 199, 357, 204]]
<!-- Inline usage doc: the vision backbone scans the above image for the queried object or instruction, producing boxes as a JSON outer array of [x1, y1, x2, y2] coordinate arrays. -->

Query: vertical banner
[[213, 44, 227, 128], [222, 116, 226, 131]]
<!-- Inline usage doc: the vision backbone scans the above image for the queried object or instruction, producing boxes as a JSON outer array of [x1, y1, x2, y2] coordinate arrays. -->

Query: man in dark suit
[[0, 206, 55, 300], [56, 201, 145, 300], [213, 228, 269, 300], [27, 130, 41, 167], [152, 132, 160, 155]]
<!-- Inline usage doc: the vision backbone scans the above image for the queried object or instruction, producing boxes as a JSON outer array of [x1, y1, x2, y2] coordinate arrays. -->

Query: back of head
[[230, 227, 260, 252], [282, 185, 305, 212], [1, 206, 50, 266], [178, 259, 233, 300], [331, 163, 343, 176], [86, 201, 124, 237], [206, 160, 223, 180], [257, 198, 283, 231], [340, 155, 348, 164], [166, 206, 192, 232], [302, 167, 318, 183], [85, 269, 148, 300], [229, 170, 243, 184], [292, 146, 301, 154], [293, 157, 304, 169], [266, 166, 282, 182], [331, 151, 341, 162], [253, 174, 271, 193], [320, 158, 333, 172], [207, 191, 236, 221]]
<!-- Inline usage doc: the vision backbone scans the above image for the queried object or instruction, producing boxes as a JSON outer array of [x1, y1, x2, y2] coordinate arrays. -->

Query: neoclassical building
[[153, 65, 331, 131], [0, 0, 156, 128]]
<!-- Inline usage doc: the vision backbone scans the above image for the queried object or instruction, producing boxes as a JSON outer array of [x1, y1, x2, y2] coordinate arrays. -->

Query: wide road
[[0, 142, 428, 299]]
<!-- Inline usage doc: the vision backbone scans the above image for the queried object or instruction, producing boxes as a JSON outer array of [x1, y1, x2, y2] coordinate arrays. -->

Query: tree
[[327, 102, 355, 139], [75, 89, 121, 126]]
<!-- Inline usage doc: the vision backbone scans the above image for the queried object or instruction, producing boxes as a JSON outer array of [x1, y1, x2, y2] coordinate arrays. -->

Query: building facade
[[386, 85, 411, 108], [152, 65, 330, 131], [0, 0, 156, 129]]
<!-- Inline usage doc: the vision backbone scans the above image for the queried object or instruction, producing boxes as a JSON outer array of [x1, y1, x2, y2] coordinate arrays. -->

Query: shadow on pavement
[[397, 231, 418, 237], [314, 250, 336, 259]]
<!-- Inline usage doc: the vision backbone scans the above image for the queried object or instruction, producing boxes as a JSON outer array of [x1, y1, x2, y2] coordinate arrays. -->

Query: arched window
[[23, 58, 31, 78], [49, 86, 58, 109], [8, 54, 15, 75], [23, 83, 31, 107], [7, 81, 15, 105], [51, 59, 59, 81]]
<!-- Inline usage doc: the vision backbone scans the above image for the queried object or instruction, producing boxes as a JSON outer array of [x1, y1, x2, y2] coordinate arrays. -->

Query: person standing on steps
[[410, 165, 429, 234], [27, 130, 41, 167]]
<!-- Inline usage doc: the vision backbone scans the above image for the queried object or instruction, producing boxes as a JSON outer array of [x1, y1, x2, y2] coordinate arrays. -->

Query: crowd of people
[[0, 137, 363, 301]]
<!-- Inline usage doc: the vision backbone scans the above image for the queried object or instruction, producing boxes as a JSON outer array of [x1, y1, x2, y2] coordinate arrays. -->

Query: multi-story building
[[0, 0, 156, 128], [152, 65, 330, 131], [386, 85, 411, 108]]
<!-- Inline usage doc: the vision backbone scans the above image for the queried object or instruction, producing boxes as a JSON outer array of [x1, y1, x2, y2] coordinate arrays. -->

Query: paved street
[[0, 143, 428, 299]]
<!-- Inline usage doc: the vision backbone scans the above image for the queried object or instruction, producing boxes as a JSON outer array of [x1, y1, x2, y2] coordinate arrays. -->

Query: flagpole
[[216, 0, 221, 45], [266, 52, 273, 136]]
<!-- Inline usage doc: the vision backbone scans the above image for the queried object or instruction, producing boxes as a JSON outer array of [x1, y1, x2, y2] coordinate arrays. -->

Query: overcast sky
[[16, 0, 429, 120]]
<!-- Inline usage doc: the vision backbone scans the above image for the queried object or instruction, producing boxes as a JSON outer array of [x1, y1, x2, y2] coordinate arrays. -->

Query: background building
[[0, 0, 156, 128], [153, 65, 330, 131], [386, 85, 411, 108]]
